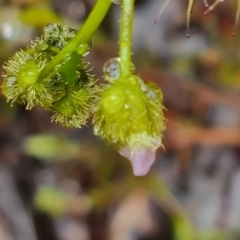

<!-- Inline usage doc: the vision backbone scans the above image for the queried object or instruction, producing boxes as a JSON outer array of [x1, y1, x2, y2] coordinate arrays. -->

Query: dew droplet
[[103, 58, 120, 81], [111, 0, 122, 4], [103, 57, 136, 82]]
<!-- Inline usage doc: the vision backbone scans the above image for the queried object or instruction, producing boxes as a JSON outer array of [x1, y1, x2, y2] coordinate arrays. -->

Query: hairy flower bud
[[1, 50, 53, 109], [93, 74, 166, 176], [30, 23, 91, 57], [51, 81, 99, 128]]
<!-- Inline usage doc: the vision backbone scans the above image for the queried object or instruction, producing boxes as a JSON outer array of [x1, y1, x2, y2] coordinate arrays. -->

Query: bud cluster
[[1, 23, 98, 128], [1, 22, 166, 176]]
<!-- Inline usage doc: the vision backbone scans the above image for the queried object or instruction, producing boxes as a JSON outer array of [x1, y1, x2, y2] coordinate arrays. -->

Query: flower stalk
[[119, 0, 134, 77]]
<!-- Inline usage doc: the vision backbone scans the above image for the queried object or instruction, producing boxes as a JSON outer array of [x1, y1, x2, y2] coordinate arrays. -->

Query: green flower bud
[[1, 50, 53, 109], [30, 23, 91, 56], [49, 49, 98, 128], [44, 23, 77, 49], [93, 74, 166, 176], [51, 81, 99, 128], [46, 52, 92, 105]]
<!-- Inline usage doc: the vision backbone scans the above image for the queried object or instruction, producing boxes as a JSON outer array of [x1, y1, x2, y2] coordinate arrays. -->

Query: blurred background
[[0, 0, 240, 239]]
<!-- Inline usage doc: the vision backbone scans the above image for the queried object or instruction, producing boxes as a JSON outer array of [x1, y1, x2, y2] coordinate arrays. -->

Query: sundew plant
[[1, 0, 233, 176]]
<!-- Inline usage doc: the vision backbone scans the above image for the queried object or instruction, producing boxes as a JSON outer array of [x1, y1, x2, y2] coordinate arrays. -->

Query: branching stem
[[39, 0, 112, 81]]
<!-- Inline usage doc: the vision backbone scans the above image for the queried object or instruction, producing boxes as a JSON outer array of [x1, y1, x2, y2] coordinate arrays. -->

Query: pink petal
[[118, 146, 156, 176]]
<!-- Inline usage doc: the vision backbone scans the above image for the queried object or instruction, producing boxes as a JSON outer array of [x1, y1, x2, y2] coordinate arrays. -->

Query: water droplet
[[111, 0, 122, 4], [103, 58, 121, 81], [103, 57, 136, 82]]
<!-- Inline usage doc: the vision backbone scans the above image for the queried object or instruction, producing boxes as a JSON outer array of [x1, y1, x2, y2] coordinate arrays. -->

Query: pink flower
[[118, 146, 156, 176]]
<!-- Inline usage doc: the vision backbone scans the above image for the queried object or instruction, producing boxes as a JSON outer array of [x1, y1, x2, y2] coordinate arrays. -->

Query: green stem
[[119, 0, 134, 77], [39, 0, 112, 81]]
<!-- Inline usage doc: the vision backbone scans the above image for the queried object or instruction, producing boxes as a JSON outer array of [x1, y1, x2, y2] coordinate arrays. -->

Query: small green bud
[[46, 52, 93, 107], [93, 74, 166, 176], [51, 81, 99, 128], [44, 23, 77, 49], [1, 50, 53, 109], [31, 23, 92, 56]]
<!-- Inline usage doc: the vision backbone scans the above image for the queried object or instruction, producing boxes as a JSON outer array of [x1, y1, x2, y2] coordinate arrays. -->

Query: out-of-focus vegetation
[[0, 0, 240, 240]]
